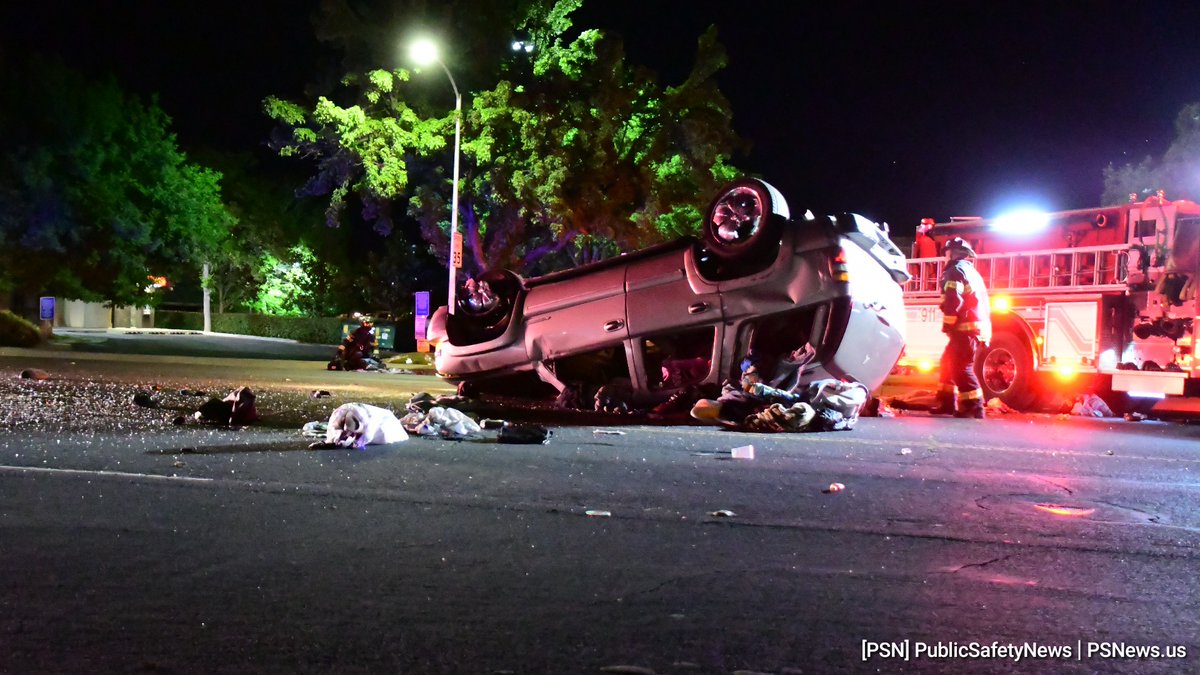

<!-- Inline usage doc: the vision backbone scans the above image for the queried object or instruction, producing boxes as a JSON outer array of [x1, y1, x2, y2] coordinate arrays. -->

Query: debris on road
[[730, 444, 755, 460], [585, 510, 612, 518], [1069, 393, 1115, 417], [498, 424, 552, 444], [1124, 412, 1147, 422], [19, 368, 49, 381], [406, 392, 437, 413], [194, 387, 260, 426], [177, 389, 207, 396], [311, 390, 332, 398], [710, 509, 736, 517], [823, 482, 846, 494], [691, 375, 870, 433], [479, 419, 508, 430], [592, 429, 626, 436], [885, 388, 940, 411], [899, 447, 912, 455], [400, 406, 481, 439], [986, 397, 1016, 414], [319, 403, 408, 448], [301, 421, 329, 437], [132, 392, 159, 408], [862, 396, 899, 417]]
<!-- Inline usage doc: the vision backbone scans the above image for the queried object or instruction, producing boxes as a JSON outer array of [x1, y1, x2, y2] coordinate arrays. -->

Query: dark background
[[4, 0, 1199, 234]]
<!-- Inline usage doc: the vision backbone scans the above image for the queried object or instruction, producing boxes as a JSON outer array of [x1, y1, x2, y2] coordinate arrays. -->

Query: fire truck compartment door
[[1042, 301, 1098, 363], [901, 305, 946, 362]]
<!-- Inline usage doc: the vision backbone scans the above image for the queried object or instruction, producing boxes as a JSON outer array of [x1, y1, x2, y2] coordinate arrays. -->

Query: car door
[[522, 264, 629, 362], [624, 247, 722, 337]]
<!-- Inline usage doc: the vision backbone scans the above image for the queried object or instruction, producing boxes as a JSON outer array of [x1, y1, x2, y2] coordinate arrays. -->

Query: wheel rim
[[981, 348, 1017, 394], [711, 186, 764, 245], [461, 279, 500, 316]]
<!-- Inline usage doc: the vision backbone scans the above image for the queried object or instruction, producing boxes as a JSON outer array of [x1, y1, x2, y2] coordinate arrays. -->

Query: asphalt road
[[1, 333, 1198, 674]]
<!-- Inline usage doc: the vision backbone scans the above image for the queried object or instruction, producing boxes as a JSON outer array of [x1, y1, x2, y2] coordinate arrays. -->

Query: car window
[[550, 345, 630, 388], [640, 327, 716, 390], [734, 306, 823, 390]]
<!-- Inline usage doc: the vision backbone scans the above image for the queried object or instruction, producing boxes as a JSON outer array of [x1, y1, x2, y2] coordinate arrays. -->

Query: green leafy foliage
[[266, 0, 744, 277], [245, 244, 339, 317], [1103, 103, 1200, 205], [0, 310, 40, 347], [0, 56, 234, 306]]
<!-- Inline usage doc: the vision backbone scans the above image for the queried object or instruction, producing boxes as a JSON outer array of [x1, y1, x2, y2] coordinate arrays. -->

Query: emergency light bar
[[991, 209, 1050, 235]]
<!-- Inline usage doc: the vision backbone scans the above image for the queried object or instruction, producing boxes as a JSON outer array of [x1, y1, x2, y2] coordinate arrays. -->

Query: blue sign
[[415, 291, 431, 317], [39, 297, 55, 322]]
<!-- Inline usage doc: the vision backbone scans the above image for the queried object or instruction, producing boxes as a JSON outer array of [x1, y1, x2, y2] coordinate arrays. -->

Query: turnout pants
[[939, 332, 983, 400]]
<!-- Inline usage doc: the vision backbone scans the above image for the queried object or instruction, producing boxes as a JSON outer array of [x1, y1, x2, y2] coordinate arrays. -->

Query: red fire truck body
[[901, 196, 1200, 413]]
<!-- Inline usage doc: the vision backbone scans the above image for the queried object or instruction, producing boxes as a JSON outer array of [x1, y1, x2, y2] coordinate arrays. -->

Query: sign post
[[38, 296, 55, 338], [414, 291, 431, 353]]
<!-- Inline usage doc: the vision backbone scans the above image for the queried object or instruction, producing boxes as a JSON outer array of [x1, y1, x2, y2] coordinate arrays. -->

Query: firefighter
[[931, 237, 991, 418], [912, 218, 939, 258]]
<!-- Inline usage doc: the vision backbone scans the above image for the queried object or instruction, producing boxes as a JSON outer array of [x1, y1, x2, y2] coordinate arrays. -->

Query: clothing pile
[[692, 378, 870, 432], [400, 406, 482, 439]]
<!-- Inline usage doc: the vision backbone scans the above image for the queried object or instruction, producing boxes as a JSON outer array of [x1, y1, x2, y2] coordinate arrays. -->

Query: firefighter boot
[[955, 394, 986, 419], [929, 389, 957, 416]]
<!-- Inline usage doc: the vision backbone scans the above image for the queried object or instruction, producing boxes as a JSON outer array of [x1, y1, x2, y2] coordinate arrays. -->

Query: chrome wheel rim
[[981, 348, 1017, 393], [711, 186, 764, 244]]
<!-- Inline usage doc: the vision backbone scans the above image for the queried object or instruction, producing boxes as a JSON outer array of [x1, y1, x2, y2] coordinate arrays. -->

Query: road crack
[[950, 555, 1012, 572]]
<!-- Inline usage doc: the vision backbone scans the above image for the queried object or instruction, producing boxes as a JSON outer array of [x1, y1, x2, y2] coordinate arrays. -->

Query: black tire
[[702, 178, 788, 262], [975, 331, 1039, 410]]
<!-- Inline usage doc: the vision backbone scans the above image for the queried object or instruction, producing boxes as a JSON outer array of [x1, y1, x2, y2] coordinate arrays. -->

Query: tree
[[1103, 102, 1200, 205], [0, 56, 234, 306], [265, 0, 743, 279], [189, 150, 331, 314]]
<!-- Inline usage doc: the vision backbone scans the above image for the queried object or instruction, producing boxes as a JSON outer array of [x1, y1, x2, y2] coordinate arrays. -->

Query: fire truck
[[900, 194, 1200, 414]]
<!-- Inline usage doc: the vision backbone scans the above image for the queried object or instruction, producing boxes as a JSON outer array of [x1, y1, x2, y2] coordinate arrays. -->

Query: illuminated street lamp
[[409, 38, 463, 314]]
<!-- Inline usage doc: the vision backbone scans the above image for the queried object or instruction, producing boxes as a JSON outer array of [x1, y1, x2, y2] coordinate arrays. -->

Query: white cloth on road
[[326, 403, 408, 448]]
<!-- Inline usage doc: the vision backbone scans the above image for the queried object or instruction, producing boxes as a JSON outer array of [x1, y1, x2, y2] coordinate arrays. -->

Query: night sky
[[4, 0, 1199, 235]]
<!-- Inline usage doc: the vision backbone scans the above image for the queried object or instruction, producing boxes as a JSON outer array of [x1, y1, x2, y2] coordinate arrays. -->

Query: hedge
[[0, 309, 41, 347], [155, 311, 346, 345]]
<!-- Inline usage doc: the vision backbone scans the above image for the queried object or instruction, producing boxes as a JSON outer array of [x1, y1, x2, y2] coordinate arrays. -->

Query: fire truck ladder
[[905, 244, 1128, 297]]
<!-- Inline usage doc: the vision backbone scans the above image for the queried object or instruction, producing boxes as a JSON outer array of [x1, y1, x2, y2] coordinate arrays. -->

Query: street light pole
[[438, 60, 463, 316], [410, 39, 464, 316]]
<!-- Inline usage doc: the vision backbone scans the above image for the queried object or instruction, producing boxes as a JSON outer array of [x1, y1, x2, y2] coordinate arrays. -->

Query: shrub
[[155, 310, 205, 331], [0, 310, 41, 347]]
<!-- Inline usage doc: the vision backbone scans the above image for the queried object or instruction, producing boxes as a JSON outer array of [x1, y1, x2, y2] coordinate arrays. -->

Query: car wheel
[[976, 331, 1039, 410], [447, 269, 522, 345], [702, 178, 789, 262]]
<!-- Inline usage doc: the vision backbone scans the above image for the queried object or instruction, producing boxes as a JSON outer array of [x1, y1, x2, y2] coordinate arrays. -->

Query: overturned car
[[427, 178, 910, 408]]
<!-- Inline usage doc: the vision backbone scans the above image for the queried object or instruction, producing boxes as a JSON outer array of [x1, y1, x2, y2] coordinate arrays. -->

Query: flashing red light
[[1053, 362, 1078, 380]]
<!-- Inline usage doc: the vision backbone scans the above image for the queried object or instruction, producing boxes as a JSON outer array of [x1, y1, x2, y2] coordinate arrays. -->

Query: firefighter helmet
[[944, 237, 976, 259]]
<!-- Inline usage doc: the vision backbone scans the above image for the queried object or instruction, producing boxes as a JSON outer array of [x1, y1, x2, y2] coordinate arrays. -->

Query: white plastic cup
[[731, 444, 755, 460]]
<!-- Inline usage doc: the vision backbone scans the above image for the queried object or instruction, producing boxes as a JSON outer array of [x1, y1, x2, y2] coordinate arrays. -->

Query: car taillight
[[832, 248, 849, 282]]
